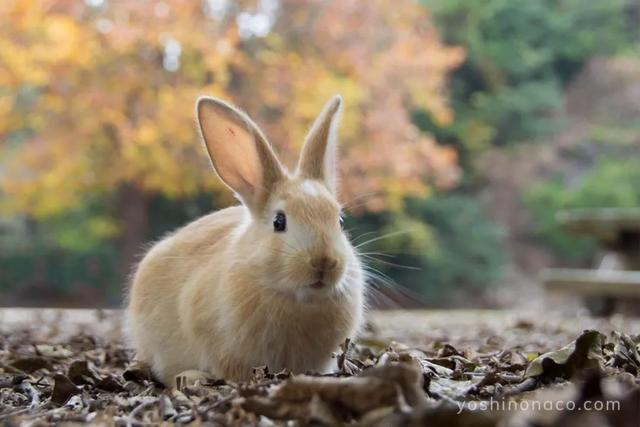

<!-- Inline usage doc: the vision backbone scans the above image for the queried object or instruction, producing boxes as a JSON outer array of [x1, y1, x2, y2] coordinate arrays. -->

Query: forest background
[[1, 0, 639, 307]]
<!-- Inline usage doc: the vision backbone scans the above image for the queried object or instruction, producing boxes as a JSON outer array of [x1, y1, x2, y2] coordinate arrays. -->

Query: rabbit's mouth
[[309, 280, 326, 290]]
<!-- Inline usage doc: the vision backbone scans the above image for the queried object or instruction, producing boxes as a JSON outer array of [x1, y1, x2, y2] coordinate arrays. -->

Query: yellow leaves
[[382, 179, 430, 214], [379, 212, 439, 258], [2, 0, 465, 219], [286, 63, 365, 149], [101, 109, 128, 130], [87, 216, 120, 240], [0, 3, 93, 88], [0, 96, 14, 134], [39, 93, 66, 113], [1, 145, 86, 218], [0, 38, 47, 86], [246, 0, 465, 209], [135, 121, 160, 147], [37, 15, 91, 66]]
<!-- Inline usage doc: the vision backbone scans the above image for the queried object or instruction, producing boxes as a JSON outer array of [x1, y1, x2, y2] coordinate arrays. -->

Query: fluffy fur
[[126, 95, 365, 386]]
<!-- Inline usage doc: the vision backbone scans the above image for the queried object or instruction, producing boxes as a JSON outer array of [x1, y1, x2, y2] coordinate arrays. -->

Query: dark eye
[[339, 216, 344, 229], [273, 211, 287, 232]]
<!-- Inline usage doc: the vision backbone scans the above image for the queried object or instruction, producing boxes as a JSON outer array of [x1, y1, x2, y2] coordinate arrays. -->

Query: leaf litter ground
[[1, 309, 640, 426]]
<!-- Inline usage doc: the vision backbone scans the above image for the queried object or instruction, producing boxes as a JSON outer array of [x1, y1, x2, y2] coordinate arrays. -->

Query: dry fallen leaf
[[51, 374, 81, 406], [525, 330, 605, 380], [36, 344, 74, 359], [1, 313, 640, 426], [10, 356, 51, 373]]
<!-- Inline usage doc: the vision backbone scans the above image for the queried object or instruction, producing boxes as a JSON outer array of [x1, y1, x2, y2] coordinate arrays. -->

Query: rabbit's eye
[[339, 216, 344, 229], [273, 211, 287, 232]]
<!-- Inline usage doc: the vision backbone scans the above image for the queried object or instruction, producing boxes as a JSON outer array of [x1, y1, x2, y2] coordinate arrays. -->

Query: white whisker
[[354, 230, 410, 249]]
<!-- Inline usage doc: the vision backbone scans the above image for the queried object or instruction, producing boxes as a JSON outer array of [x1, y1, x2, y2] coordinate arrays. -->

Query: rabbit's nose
[[310, 255, 338, 273]]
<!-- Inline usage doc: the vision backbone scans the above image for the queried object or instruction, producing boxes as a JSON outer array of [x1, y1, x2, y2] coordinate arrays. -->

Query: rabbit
[[125, 95, 366, 387]]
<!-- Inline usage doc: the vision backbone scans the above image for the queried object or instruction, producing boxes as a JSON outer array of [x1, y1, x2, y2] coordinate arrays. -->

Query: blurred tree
[[525, 157, 640, 260], [0, 0, 463, 281], [348, 193, 505, 304], [422, 0, 632, 171], [523, 55, 640, 264]]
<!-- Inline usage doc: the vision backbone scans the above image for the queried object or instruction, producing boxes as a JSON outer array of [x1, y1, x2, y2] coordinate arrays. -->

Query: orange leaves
[[243, 0, 464, 209], [1, 0, 464, 218]]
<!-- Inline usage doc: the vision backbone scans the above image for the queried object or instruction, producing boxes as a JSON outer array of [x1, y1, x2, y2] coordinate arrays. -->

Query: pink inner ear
[[199, 103, 263, 195]]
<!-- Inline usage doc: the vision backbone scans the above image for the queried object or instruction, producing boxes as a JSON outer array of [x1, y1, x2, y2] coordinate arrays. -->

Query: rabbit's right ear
[[196, 97, 284, 211]]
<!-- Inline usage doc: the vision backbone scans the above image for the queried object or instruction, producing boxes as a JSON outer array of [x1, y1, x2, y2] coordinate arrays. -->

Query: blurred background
[[1, 0, 639, 309]]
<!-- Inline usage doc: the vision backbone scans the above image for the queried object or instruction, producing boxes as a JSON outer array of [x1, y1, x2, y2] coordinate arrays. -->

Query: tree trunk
[[115, 185, 149, 290]]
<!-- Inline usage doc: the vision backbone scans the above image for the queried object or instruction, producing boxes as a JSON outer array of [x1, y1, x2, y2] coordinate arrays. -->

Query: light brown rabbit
[[126, 95, 365, 386]]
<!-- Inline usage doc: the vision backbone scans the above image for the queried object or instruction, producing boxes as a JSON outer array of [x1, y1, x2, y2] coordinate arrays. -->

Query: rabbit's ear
[[196, 97, 284, 211], [296, 95, 342, 194]]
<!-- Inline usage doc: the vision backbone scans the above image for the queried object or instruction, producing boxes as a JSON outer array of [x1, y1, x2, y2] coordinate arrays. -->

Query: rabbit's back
[[126, 206, 243, 382]]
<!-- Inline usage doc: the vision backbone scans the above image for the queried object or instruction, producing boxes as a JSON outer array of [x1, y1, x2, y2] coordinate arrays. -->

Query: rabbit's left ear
[[196, 96, 285, 212], [296, 95, 342, 194]]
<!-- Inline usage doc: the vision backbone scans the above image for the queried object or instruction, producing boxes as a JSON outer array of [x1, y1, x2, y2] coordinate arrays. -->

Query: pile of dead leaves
[[1, 325, 640, 425]]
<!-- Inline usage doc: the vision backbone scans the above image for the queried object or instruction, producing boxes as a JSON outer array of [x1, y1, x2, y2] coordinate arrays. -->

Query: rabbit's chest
[[233, 295, 358, 372]]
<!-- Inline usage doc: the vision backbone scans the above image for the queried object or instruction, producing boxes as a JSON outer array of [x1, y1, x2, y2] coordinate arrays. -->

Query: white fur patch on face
[[270, 199, 311, 251], [273, 199, 286, 212], [300, 180, 324, 198]]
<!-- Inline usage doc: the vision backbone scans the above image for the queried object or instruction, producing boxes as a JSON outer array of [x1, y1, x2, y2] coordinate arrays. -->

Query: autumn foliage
[[1, 0, 463, 224]]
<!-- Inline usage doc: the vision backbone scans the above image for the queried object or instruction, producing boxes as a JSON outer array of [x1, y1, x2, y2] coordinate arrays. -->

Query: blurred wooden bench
[[542, 269, 640, 297], [542, 208, 640, 315]]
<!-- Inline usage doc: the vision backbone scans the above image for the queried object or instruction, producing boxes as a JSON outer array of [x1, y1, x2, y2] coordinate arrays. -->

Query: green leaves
[[351, 194, 505, 299], [525, 158, 640, 259], [425, 0, 633, 149]]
